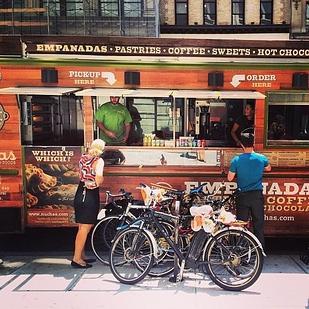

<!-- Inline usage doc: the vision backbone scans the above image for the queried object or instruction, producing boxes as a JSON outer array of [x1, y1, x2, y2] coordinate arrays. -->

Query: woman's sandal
[[84, 258, 96, 263], [71, 261, 92, 268]]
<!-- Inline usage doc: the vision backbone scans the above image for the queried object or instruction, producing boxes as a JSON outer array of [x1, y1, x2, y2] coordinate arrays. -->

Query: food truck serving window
[[127, 97, 182, 145], [20, 94, 84, 146], [266, 92, 309, 147], [90, 90, 262, 148]]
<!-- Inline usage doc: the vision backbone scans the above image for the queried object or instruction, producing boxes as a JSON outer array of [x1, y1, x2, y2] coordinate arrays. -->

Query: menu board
[[223, 150, 308, 168], [24, 146, 81, 226], [263, 151, 307, 167]]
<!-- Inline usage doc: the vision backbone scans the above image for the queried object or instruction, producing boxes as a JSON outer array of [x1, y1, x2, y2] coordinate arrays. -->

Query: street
[[0, 228, 309, 309], [0, 253, 308, 309]]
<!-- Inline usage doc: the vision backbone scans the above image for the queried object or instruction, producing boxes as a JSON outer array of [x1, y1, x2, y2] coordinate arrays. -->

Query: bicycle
[[109, 185, 265, 291], [91, 185, 177, 271], [91, 189, 140, 265], [93, 182, 212, 275]]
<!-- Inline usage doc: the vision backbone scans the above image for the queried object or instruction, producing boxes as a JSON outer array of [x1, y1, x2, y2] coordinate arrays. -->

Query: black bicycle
[[91, 185, 179, 277], [109, 186, 265, 291], [91, 189, 141, 265]]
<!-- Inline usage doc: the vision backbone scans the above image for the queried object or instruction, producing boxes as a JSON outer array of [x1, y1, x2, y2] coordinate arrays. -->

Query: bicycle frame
[[130, 208, 185, 260]]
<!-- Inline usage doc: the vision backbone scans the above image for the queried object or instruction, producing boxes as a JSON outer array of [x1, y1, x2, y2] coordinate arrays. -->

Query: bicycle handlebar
[[105, 189, 132, 199]]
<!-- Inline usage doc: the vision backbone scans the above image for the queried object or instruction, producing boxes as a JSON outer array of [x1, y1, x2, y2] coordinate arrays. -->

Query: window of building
[[1, 0, 31, 8], [12, 0, 22, 8], [203, 0, 216, 25], [42, 0, 83, 17], [175, 0, 188, 26], [305, 1, 309, 32], [232, 0, 244, 25], [266, 92, 309, 146], [66, 0, 84, 16], [123, 0, 142, 18], [100, 0, 144, 18], [0, 0, 9, 9], [100, 0, 119, 17], [260, 0, 273, 25], [42, 0, 60, 16]]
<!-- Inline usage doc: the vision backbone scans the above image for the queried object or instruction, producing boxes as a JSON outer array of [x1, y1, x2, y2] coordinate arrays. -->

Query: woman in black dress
[[71, 139, 105, 268]]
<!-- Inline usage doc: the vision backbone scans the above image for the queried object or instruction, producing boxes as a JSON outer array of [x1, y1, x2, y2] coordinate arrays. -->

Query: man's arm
[[264, 164, 271, 172], [227, 171, 236, 182], [231, 122, 241, 146], [123, 122, 131, 142], [96, 120, 116, 139]]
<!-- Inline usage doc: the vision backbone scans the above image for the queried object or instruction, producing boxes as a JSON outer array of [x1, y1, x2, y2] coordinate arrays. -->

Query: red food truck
[[0, 35, 308, 236]]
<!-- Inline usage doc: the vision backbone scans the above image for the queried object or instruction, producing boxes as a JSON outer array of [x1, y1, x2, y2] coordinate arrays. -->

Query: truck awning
[[74, 88, 135, 97], [126, 89, 176, 97], [74, 88, 265, 99], [173, 90, 265, 99], [0, 87, 265, 99], [0, 87, 80, 95]]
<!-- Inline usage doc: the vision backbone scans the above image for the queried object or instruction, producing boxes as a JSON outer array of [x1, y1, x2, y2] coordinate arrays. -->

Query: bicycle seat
[[227, 220, 249, 227]]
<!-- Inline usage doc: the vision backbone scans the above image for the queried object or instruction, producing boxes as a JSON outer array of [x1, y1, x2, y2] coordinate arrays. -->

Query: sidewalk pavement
[[0, 253, 308, 309]]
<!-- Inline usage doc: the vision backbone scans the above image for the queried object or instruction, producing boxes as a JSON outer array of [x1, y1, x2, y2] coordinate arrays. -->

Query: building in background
[[0, 0, 160, 37], [160, 0, 308, 40], [0, 1, 308, 39]]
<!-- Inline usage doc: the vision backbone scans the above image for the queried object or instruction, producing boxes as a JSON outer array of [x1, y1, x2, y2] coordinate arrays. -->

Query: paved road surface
[[0, 253, 308, 309], [0, 228, 308, 308]]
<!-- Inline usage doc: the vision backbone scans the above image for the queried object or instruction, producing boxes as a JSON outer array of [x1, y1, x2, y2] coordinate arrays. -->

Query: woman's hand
[[85, 181, 97, 190]]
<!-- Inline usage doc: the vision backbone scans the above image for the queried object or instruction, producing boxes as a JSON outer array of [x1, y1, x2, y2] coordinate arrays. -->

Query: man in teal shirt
[[227, 133, 271, 248], [95, 96, 132, 145]]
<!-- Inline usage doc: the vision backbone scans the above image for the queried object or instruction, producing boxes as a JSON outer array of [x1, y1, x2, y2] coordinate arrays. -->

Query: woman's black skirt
[[73, 181, 100, 224]]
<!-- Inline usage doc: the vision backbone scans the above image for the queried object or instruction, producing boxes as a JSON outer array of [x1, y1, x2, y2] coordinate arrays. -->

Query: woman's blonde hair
[[88, 139, 106, 157]]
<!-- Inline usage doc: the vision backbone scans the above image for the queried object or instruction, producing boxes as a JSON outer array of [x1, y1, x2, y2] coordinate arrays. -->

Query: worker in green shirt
[[95, 96, 132, 145]]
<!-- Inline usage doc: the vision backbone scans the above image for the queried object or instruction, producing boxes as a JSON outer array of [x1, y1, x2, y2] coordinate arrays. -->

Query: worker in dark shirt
[[126, 98, 143, 145], [231, 103, 254, 147]]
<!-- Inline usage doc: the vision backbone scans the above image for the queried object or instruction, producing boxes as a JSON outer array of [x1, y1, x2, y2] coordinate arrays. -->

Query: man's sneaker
[[0, 258, 3, 265]]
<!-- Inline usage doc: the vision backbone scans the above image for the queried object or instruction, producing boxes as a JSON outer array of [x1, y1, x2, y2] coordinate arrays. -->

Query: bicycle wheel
[[203, 229, 263, 291], [91, 216, 130, 265], [147, 220, 184, 277], [109, 227, 154, 285], [131, 218, 185, 277]]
